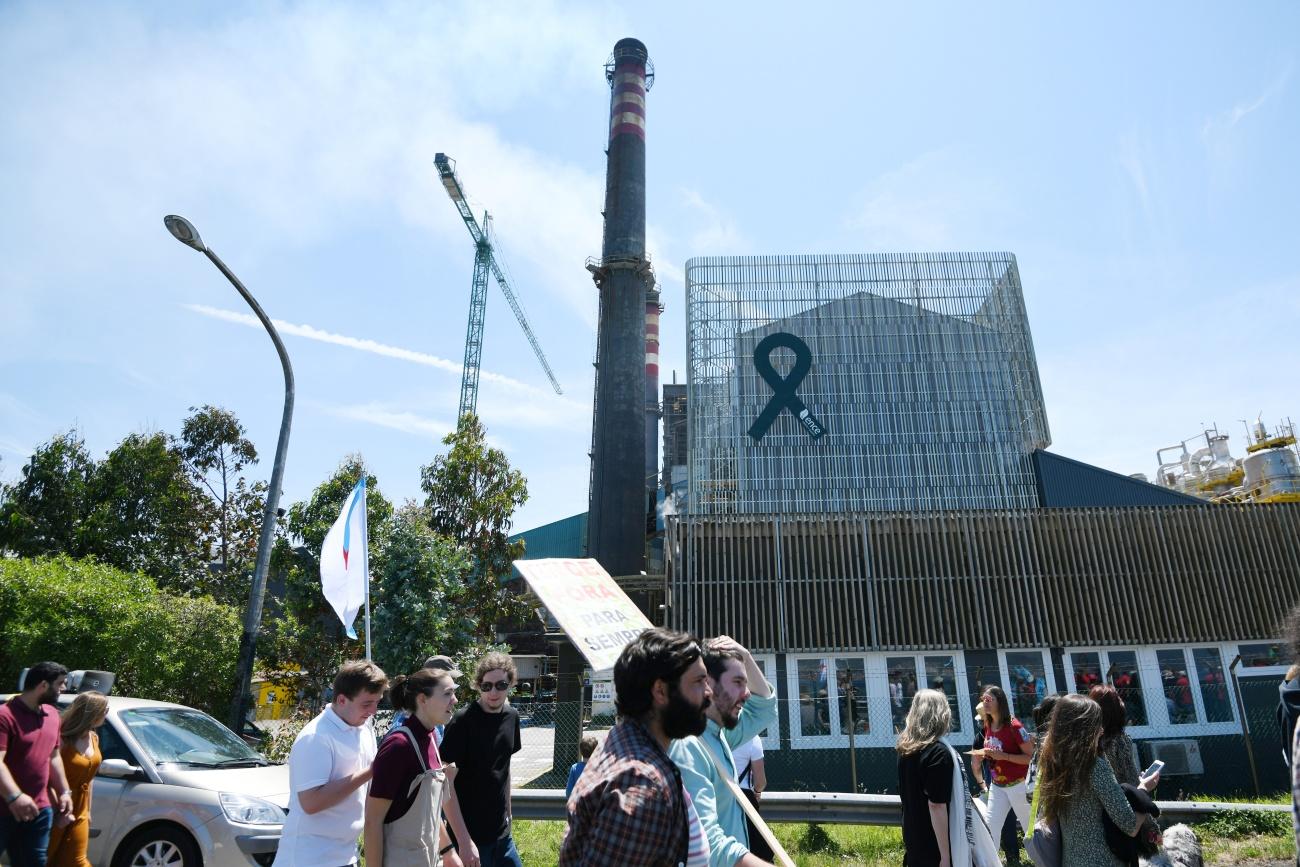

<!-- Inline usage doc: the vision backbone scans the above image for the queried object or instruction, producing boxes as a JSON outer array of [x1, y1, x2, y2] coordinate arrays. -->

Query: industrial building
[[509, 38, 1300, 797], [661, 251, 1300, 795]]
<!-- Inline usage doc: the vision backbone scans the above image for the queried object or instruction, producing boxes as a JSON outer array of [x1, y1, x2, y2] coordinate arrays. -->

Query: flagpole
[[360, 477, 372, 661]]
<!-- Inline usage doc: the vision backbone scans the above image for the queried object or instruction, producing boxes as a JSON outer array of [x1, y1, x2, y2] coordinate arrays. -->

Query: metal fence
[[263, 668, 1290, 799], [503, 685, 1290, 799]]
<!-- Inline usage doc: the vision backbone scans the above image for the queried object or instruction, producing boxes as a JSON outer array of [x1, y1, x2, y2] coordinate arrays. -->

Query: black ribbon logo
[[748, 332, 826, 441]]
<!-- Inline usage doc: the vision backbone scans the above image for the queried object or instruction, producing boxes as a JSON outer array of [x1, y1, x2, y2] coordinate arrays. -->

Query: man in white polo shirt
[[274, 660, 388, 867]]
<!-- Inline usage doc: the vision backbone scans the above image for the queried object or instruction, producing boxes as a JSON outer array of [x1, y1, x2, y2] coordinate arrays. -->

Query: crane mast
[[433, 152, 563, 422]]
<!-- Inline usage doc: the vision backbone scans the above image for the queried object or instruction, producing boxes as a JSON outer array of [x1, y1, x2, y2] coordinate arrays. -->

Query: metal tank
[[1243, 445, 1300, 501]]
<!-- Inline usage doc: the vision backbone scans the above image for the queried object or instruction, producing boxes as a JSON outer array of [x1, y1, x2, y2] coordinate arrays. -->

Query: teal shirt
[[669, 686, 778, 867]]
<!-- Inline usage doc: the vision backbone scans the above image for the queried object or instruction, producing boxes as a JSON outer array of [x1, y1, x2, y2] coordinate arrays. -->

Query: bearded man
[[0, 661, 74, 867], [560, 628, 713, 867], [669, 637, 777, 867]]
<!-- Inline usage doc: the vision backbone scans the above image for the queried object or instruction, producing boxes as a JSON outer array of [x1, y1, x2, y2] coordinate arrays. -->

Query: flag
[[320, 477, 368, 639]]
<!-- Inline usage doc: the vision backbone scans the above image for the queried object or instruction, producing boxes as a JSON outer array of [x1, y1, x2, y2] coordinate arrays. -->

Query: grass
[[516, 820, 906, 865], [519, 813, 1298, 866]]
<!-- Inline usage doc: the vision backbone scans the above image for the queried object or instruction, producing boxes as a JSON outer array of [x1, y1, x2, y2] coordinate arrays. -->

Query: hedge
[[0, 555, 240, 717]]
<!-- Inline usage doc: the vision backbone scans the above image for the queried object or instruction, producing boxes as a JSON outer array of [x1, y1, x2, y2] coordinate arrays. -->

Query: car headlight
[[219, 792, 285, 826]]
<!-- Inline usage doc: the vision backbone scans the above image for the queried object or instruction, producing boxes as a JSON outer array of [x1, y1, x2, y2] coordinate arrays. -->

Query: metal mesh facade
[[685, 253, 1050, 514]]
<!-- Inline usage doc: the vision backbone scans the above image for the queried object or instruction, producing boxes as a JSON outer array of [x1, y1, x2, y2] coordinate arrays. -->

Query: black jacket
[[1102, 783, 1160, 866], [1278, 676, 1300, 768]]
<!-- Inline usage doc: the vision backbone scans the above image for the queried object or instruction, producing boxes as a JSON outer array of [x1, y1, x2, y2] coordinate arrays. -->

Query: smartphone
[[1141, 759, 1165, 779]]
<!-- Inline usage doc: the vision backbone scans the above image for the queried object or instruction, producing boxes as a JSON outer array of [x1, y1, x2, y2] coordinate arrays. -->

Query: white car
[[8, 694, 291, 867]]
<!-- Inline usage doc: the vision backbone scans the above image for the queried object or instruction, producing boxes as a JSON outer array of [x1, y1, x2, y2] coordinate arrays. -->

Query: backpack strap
[[391, 725, 428, 772]]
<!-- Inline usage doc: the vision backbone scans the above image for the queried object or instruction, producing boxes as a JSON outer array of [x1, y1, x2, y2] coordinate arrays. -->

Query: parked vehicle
[[2, 692, 289, 867]]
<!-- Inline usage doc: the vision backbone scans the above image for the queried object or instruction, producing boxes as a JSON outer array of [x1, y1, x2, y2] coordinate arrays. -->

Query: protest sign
[[513, 558, 654, 671]]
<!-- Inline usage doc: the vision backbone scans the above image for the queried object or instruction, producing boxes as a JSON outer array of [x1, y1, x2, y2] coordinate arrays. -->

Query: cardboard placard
[[513, 558, 654, 672]]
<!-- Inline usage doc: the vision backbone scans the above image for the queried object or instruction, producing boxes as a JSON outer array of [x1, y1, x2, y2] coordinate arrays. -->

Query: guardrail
[[513, 790, 1289, 826]]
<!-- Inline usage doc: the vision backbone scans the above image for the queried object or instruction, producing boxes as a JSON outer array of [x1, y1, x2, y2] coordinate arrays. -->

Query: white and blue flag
[[320, 477, 368, 639]]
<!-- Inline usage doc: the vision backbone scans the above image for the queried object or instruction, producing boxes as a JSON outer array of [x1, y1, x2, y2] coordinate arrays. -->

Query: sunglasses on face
[[479, 680, 511, 693]]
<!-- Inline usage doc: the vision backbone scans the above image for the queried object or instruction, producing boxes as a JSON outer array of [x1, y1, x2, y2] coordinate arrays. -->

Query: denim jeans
[[478, 835, 523, 867], [0, 806, 54, 867]]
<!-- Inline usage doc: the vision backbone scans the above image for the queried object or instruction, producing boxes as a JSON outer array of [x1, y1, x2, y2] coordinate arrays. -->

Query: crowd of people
[[13, 620, 1300, 866], [898, 681, 1176, 867], [273, 652, 525, 867]]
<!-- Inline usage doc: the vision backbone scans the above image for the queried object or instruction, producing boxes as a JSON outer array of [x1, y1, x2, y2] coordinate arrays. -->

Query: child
[[565, 734, 599, 798]]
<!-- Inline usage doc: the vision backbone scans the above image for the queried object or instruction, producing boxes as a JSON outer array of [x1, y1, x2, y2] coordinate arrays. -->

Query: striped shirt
[[684, 788, 711, 867]]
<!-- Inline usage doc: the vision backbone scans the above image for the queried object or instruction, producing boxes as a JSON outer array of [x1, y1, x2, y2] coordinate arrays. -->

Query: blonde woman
[[46, 692, 107, 867], [1037, 694, 1155, 867], [897, 689, 998, 867]]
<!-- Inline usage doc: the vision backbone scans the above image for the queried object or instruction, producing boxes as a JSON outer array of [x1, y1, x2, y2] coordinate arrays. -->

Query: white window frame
[[1230, 641, 1291, 680], [785, 651, 971, 749], [751, 652, 778, 751], [996, 648, 1058, 733], [1063, 644, 1239, 737]]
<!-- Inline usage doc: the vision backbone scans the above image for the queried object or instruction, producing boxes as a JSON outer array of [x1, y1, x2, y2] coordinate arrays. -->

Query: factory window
[[786, 651, 970, 749], [1067, 645, 1239, 735], [795, 658, 831, 737], [997, 650, 1057, 733], [1238, 642, 1290, 671]]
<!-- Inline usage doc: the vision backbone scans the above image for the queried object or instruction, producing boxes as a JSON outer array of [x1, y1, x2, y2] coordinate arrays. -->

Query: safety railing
[[512, 789, 1289, 826]]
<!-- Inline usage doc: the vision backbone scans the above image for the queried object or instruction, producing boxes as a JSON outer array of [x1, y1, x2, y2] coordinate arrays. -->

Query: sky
[[2, 1, 1298, 533]]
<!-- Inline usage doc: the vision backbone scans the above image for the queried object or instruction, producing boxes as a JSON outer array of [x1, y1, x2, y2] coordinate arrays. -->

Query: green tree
[[261, 456, 394, 700], [0, 556, 240, 716], [80, 431, 212, 593], [419, 414, 529, 640], [180, 405, 266, 605], [370, 503, 477, 678], [0, 431, 95, 558]]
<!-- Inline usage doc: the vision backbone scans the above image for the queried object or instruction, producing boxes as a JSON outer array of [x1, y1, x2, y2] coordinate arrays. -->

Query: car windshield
[[119, 708, 263, 767]]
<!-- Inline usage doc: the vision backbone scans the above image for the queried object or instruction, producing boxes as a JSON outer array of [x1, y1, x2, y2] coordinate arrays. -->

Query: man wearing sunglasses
[[439, 652, 523, 867]]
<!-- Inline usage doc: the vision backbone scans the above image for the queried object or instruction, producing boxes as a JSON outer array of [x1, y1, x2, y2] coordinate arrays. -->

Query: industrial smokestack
[[646, 285, 662, 520], [587, 38, 653, 579]]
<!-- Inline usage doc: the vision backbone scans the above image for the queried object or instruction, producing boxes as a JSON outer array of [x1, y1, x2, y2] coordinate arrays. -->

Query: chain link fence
[[253, 660, 1291, 799]]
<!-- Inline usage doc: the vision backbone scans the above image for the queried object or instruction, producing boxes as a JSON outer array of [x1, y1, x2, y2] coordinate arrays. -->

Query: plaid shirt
[[560, 718, 689, 866]]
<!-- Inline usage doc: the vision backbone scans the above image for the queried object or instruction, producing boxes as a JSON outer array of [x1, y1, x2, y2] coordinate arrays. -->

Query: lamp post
[[164, 215, 295, 733]]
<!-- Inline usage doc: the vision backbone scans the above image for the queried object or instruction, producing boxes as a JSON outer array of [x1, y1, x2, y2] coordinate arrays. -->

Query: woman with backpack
[[364, 668, 474, 867], [977, 685, 1034, 864]]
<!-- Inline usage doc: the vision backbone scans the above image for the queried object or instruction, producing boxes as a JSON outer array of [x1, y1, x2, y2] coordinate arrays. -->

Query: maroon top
[[0, 697, 61, 808], [370, 715, 441, 824]]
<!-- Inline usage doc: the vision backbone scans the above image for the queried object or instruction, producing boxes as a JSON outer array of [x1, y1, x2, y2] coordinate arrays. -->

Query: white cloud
[[185, 303, 543, 393], [186, 302, 591, 432], [322, 404, 455, 441], [0, 1, 620, 327], [1202, 61, 1293, 140], [679, 188, 750, 254], [846, 148, 1009, 251]]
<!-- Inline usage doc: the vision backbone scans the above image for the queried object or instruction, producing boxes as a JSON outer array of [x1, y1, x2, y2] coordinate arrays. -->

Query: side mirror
[[98, 759, 143, 780]]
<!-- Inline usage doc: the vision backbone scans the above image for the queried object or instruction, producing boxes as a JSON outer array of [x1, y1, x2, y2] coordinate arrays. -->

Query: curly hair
[[474, 652, 517, 686], [1037, 693, 1102, 824]]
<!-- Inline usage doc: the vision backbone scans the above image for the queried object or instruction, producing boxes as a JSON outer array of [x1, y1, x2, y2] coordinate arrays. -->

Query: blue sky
[[2, 1, 1297, 532]]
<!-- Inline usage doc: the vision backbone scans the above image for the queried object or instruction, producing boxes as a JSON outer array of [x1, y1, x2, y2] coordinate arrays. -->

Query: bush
[[1195, 808, 1292, 840], [0, 556, 240, 717]]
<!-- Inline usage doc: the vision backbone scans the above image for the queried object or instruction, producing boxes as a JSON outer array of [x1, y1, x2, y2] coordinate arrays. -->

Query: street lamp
[[164, 215, 295, 733]]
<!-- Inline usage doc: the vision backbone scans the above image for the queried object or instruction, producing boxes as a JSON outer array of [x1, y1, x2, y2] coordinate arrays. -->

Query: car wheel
[[113, 824, 201, 867]]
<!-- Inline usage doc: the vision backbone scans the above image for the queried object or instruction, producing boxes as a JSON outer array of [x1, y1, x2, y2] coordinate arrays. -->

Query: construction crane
[[433, 152, 562, 422]]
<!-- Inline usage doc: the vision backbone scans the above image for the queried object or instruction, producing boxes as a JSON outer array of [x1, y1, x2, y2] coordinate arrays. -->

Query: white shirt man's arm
[[291, 734, 373, 815]]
